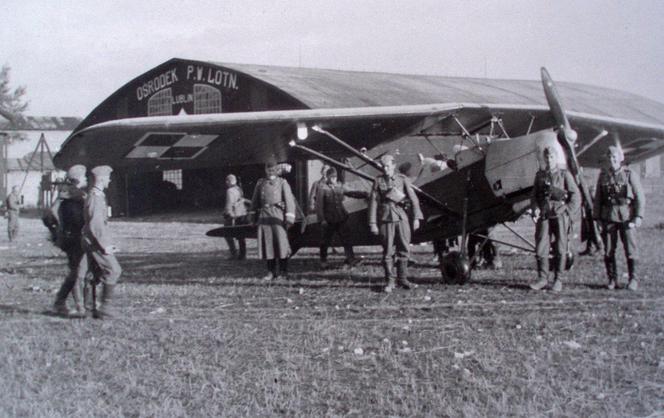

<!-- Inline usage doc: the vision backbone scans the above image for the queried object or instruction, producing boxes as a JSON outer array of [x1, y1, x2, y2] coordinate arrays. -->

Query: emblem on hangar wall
[[146, 84, 222, 116]]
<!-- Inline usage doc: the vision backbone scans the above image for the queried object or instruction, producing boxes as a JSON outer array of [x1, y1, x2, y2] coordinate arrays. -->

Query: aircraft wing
[[54, 102, 664, 171], [54, 103, 465, 171], [567, 111, 664, 167]]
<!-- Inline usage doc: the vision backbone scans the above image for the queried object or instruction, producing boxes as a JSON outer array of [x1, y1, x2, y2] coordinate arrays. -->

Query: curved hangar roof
[[223, 62, 664, 124], [74, 57, 664, 132]]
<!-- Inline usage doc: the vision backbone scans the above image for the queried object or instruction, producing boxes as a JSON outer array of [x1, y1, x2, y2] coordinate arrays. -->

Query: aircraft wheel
[[441, 251, 471, 285]]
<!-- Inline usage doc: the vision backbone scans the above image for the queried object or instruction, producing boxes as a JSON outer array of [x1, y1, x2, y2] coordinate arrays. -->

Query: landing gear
[[439, 223, 538, 286], [441, 169, 473, 286], [441, 251, 471, 284]]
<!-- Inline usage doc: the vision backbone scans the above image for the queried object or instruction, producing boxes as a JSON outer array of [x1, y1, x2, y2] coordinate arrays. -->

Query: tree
[[0, 64, 29, 141]]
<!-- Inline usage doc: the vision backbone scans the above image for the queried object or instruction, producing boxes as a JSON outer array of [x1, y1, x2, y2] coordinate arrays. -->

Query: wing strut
[[576, 129, 609, 157], [289, 139, 460, 220], [311, 125, 384, 171], [289, 140, 372, 182]]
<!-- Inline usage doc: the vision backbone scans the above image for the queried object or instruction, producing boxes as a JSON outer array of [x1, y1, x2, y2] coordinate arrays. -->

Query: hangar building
[[58, 58, 664, 217]]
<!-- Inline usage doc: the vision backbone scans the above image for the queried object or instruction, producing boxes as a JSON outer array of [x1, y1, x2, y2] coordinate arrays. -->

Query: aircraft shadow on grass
[[119, 251, 396, 289]]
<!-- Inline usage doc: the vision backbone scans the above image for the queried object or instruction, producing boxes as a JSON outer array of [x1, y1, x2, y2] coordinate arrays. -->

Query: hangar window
[[194, 84, 222, 114], [148, 88, 173, 116], [163, 169, 183, 190]]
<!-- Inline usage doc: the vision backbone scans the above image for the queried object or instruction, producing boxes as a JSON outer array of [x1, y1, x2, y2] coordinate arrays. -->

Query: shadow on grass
[[0, 304, 56, 318], [114, 250, 545, 293], [0, 304, 86, 320], [118, 251, 392, 290], [468, 278, 531, 291], [0, 304, 35, 315]]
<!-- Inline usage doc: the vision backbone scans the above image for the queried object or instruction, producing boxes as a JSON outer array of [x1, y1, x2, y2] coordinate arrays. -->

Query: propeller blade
[[541, 67, 602, 249], [541, 67, 577, 144]]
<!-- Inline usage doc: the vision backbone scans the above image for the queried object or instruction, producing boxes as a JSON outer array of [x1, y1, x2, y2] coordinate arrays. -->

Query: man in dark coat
[[316, 167, 366, 268], [52, 165, 88, 317]]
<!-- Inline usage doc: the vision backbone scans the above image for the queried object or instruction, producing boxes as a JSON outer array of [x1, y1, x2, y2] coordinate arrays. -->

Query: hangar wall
[[77, 59, 309, 217]]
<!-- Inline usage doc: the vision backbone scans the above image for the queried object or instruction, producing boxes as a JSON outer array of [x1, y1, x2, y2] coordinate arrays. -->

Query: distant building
[[0, 116, 81, 208]]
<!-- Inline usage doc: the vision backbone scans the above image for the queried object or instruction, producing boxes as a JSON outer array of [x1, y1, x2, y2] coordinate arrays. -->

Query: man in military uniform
[[81, 165, 122, 318], [316, 167, 366, 268], [223, 174, 248, 260], [369, 154, 423, 292], [530, 145, 580, 292], [308, 164, 330, 214], [52, 165, 88, 317], [593, 146, 645, 290], [251, 160, 296, 280], [5, 186, 21, 241]]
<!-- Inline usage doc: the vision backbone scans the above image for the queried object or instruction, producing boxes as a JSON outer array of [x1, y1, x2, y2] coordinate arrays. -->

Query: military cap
[[264, 156, 278, 168], [606, 145, 624, 162], [325, 167, 337, 177], [66, 164, 86, 180], [91, 165, 113, 177], [380, 154, 395, 165]]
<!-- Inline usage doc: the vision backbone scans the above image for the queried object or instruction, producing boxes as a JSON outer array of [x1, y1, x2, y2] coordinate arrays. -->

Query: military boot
[[93, 284, 116, 319], [52, 293, 72, 317], [383, 259, 396, 293], [84, 282, 101, 313], [52, 301, 72, 317], [397, 258, 417, 290], [238, 241, 247, 261], [83, 282, 94, 312], [52, 274, 78, 317], [278, 258, 289, 280], [226, 237, 238, 260], [604, 257, 617, 290], [627, 258, 639, 291], [530, 258, 549, 290], [551, 270, 563, 292], [262, 260, 277, 281], [68, 279, 87, 318]]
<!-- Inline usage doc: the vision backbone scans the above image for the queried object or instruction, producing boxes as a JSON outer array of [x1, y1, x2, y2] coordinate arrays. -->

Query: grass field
[[1, 181, 663, 417]]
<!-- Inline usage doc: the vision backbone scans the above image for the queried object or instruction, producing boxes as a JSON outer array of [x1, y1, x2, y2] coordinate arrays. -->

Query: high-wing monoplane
[[54, 59, 664, 282]]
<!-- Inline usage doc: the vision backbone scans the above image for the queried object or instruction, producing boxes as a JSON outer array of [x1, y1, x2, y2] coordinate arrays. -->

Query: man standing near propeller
[[593, 146, 645, 290], [530, 144, 580, 292]]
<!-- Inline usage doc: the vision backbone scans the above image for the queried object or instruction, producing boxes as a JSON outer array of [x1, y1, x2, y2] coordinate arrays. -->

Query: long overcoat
[[251, 176, 296, 259]]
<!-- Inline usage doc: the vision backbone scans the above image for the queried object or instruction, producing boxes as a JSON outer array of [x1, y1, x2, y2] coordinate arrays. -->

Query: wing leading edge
[[53, 102, 664, 171]]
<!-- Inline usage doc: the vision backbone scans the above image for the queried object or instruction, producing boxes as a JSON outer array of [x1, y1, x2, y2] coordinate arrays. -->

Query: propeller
[[541, 67, 602, 248]]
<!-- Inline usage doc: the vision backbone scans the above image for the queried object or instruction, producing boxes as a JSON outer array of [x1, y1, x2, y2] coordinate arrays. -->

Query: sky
[[1, 0, 663, 117]]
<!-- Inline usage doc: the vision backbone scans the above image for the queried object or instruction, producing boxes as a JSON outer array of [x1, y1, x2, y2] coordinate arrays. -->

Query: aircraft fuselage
[[280, 129, 562, 250]]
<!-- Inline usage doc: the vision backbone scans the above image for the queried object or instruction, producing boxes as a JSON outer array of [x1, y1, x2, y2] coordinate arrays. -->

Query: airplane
[[53, 59, 664, 283]]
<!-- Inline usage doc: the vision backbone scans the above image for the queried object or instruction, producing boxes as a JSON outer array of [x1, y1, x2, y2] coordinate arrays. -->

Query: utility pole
[[0, 132, 7, 201]]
